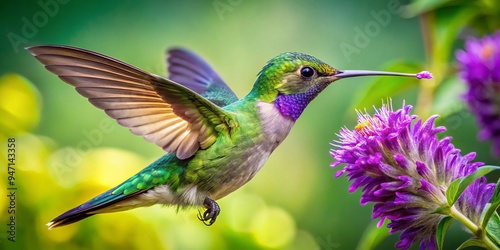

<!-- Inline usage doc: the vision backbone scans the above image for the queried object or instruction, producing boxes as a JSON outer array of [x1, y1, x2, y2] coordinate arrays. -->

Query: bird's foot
[[197, 197, 220, 226]]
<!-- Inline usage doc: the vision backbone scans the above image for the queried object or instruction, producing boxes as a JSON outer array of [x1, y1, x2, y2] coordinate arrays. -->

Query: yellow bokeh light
[[0, 74, 42, 136], [225, 191, 266, 233], [250, 206, 296, 248], [78, 147, 147, 187]]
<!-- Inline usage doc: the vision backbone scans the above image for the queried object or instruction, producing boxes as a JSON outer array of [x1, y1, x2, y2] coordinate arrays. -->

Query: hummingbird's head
[[251, 52, 431, 121], [252, 52, 340, 101], [249, 52, 343, 121], [269, 52, 340, 95]]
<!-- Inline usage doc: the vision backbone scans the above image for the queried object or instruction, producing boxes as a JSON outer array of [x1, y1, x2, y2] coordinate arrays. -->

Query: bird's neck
[[255, 100, 295, 148], [247, 71, 279, 103], [247, 75, 328, 121], [273, 84, 326, 121]]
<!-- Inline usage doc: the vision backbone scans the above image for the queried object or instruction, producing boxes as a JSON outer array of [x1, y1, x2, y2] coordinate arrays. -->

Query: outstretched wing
[[167, 48, 238, 106], [28, 45, 237, 159]]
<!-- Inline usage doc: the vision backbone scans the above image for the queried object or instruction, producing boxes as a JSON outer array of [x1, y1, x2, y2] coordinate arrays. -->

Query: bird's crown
[[258, 52, 336, 79]]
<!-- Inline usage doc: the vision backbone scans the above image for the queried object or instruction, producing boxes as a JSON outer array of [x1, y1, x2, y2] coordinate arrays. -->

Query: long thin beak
[[335, 70, 432, 79]]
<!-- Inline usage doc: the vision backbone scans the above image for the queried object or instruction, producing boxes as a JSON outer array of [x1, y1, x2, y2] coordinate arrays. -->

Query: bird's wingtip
[[25, 46, 38, 54]]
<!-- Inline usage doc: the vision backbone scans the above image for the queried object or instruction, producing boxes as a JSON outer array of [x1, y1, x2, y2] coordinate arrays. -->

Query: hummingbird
[[27, 45, 431, 228]]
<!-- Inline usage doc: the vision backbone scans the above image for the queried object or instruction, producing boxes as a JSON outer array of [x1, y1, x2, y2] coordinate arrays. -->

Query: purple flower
[[456, 176, 495, 225], [330, 101, 494, 250], [456, 31, 500, 156]]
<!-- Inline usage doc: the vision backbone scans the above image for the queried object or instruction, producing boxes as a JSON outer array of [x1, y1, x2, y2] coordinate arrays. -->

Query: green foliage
[[457, 239, 487, 250], [438, 165, 500, 249], [446, 166, 500, 206], [486, 212, 500, 247], [405, 0, 500, 35], [436, 216, 453, 250], [482, 178, 500, 230], [403, 0, 455, 17]]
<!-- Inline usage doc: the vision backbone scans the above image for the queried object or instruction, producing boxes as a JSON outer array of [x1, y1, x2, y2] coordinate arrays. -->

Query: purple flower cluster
[[456, 31, 500, 156], [330, 102, 494, 250]]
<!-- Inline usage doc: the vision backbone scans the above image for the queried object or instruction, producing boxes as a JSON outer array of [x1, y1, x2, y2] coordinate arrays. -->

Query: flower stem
[[416, 11, 438, 118], [449, 206, 500, 250]]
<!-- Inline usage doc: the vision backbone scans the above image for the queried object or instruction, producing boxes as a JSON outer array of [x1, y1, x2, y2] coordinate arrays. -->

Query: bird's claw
[[197, 197, 220, 226]]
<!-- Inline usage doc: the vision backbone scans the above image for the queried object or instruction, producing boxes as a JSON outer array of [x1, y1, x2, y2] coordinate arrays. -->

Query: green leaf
[[486, 212, 500, 246], [403, 0, 456, 17], [447, 179, 460, 206], [436, 216, 453, 250], [481, 178, 500, 230], [457, 239, 486, 249], [349, 61, 422, 110], [446, 166, 500, 206]]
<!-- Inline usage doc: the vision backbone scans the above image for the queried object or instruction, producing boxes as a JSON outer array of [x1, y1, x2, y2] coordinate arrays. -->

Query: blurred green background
[[1, 0, 499, 249]]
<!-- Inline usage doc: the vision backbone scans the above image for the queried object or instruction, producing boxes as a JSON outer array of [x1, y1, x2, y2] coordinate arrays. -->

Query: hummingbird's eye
[[300, 66, 315, 78]]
